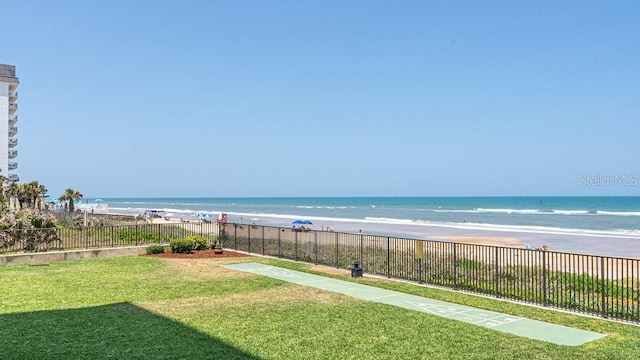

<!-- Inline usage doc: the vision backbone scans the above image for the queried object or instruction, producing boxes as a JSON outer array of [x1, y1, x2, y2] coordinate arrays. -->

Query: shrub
[[146, 245, 165, 255], [186, 235, 209, 251], [212, 236, 222, 249], [0, 209, 61, 252], [169, 238, 194, 254]]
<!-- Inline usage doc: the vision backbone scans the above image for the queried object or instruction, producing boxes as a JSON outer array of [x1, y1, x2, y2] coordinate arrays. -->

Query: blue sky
[[4, 1, 639, 198]]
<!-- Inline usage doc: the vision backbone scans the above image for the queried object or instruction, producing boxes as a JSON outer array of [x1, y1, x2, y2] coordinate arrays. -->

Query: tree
[[35, 183, 48, 210], [59, 188, 83, 213], [6, 182, 20, 211], [0, 175, 8, 211], [20, 181, 46, 209]]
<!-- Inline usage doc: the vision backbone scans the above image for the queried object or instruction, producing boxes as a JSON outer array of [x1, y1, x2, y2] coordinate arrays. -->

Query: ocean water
[[85, 197, 640, 257]]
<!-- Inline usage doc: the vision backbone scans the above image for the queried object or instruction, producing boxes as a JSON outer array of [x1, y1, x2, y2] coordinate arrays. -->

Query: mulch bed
[[150, 249, 251, 259]]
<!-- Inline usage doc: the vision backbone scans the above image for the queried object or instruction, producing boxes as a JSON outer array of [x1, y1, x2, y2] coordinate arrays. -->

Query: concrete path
[[223, 263, 605, 346]]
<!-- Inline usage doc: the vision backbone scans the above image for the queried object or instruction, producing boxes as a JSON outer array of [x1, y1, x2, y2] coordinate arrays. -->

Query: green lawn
[[1, 256, 639, 359]]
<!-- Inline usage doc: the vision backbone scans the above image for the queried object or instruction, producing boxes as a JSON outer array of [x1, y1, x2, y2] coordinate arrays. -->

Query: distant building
[[0, 64, 19, 182]]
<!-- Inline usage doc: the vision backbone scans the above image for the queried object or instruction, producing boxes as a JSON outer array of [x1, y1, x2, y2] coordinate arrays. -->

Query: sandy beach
[[433, 236, 525, 248]]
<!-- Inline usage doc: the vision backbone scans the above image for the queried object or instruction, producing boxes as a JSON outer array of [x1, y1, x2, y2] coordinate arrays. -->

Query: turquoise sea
[[93, 197, 640, 257]]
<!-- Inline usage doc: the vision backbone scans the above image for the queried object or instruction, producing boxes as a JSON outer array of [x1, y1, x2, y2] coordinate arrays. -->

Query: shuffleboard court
[[223, 263, 605, 346]]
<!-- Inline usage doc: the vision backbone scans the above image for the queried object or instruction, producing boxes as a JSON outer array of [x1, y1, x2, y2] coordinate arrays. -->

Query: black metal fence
[[2, 221, 639, 324], [221, 223, 640, 324], [0, 222, 219, 253]]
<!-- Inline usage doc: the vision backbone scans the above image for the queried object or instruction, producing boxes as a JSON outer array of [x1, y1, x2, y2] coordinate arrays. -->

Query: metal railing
[[2, 221, 638, 323], [221, 223, 640, 324], [0, 222, 219, 254], [0, 64, 16, 77]]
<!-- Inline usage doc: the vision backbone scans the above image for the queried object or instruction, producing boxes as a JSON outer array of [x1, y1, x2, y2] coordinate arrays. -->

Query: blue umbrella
[[293, 220, 313, 225]]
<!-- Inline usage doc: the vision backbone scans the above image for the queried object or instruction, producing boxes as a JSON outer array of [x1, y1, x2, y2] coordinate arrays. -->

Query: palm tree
[[6, 182, 20, 211], [21, 181, 38, 208], [36, 183, 48, 210], [59, 188, 83, 213], [0, 175, 8, 211]]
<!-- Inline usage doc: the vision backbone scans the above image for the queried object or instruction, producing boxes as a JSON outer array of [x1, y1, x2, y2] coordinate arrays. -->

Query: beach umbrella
[[292, 220, 313, 225]]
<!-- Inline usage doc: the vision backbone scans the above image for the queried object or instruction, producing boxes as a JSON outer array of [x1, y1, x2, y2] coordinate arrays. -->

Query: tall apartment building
[[0, 63, 19, 183]]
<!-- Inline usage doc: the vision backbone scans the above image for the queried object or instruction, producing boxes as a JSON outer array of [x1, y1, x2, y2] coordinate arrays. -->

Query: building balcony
[[9, 139, 17, 147], [8, 150, 17, 158], [8, 174, 19, 182], [8, 91, 18, 101], [8, 162, 17, 170], [9, 126, 17, 136], [8, 115, 17, 126], [9, 103, 18, 114]]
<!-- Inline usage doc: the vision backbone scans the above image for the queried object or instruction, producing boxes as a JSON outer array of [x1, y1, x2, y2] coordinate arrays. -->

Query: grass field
[[1, 255, 639, 359]]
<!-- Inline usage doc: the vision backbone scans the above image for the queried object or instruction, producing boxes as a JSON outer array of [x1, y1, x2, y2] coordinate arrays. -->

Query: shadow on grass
[[0, 302, 260, 360]]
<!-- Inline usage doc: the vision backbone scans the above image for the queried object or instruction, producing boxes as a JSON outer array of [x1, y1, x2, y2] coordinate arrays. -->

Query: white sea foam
[[476, 208, 541, 214], [295, 205, 349, 210], [551, 210, 591, 215], [597, 211, 640, 217], [432, 208, 543, 215]]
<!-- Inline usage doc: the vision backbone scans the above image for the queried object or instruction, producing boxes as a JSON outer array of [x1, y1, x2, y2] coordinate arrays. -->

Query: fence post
[[601, 256, 607, 318], [335, 232, 339, 269], [248, 225, 251, 254], [234, 224, 238, 250], [315, 231, 318, 265], [387, 237, 391, 278], [542, 251, 547, 307], [494, 246, 499, 298], [360, 234, 364, 270], [453, 242, 458, 288], [295, 231, 298, 261], [262, 226, 265, 255], [278, 227, 282, 258]]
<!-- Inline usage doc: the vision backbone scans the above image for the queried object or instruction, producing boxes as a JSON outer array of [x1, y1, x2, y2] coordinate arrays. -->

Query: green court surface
[[223, 263, 605, 346]]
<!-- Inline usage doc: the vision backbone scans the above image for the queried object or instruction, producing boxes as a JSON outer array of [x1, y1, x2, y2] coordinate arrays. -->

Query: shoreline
[[244, 215, 640, 259], [95, 209, 640, 259]]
